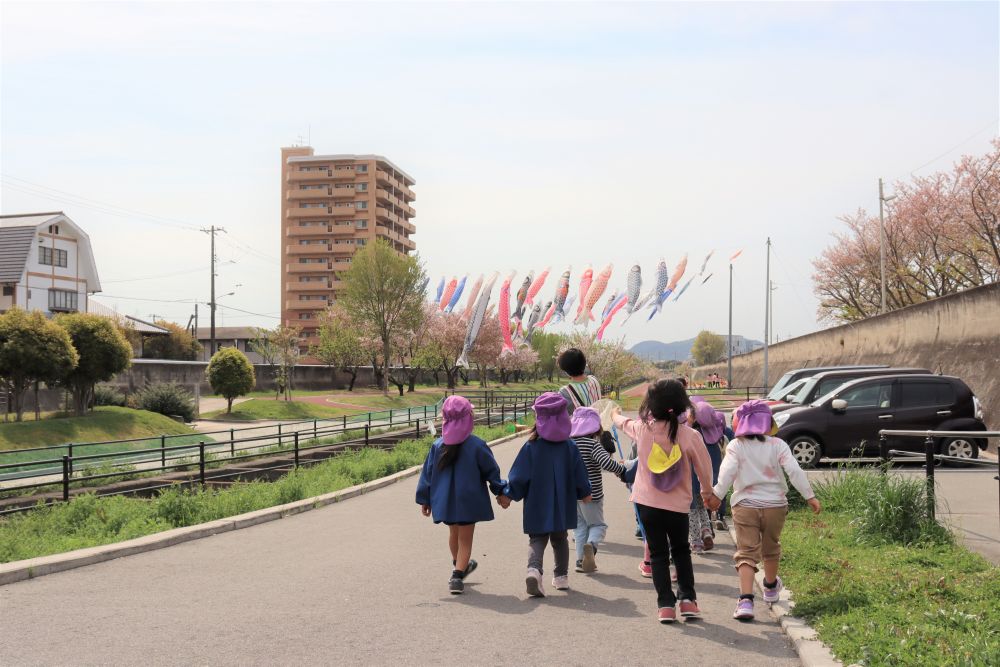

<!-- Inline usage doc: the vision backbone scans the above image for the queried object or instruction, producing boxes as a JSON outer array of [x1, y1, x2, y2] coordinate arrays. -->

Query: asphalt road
[[0, 433, 800, 666]]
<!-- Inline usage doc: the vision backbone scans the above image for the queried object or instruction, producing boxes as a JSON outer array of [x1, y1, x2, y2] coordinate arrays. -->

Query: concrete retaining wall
[[697, 283, 1000, 447]]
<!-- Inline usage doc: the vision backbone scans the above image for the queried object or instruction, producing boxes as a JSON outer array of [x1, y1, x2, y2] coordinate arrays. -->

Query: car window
[[899, 381, 955, 408], [816, 377, 852, 398], [767, 372, 798, 400], [838, 381, 893, 409]]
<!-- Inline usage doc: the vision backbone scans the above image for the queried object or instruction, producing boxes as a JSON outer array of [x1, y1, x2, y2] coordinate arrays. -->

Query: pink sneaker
[[657, 606, 677, 624], [552, 575, 569, 591], [525, 568, 545, 598], [679, 599, 701, 618], [639, 561, 652, 578]]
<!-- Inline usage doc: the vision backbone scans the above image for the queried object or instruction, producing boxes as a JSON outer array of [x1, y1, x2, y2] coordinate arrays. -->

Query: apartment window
[[298, 313, 314, 320], [355, 164, 368, 173], [300, 184, 325, 190], [39, 246, 68, 268], [300, 203, 327, 208], [299, 295, 328, 301], [357, 239, 367, 246], [356, 183, 368, 192], [355, 201, 368, 210], [2, 286, 13, 296], [49, 289, 78, 312], [355, 220, 368, 229], [299, 258, 326, 264]]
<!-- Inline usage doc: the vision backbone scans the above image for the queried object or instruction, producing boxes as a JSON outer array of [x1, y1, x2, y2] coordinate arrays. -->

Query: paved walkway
[[0, 435, 799, 666]]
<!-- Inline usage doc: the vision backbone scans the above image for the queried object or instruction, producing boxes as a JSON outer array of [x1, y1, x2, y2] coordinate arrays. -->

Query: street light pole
[[727, 261, 733, 388], [879, 178, 886, 315]]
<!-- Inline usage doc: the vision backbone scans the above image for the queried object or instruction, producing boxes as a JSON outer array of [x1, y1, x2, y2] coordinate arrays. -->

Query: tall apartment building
[[280, 147, 416, 347]]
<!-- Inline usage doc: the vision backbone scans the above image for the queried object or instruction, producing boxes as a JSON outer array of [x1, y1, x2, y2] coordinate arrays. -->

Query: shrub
[[93, 385, 126, 407], [136, 383, 197, 423], [206, 347, 255, 413]]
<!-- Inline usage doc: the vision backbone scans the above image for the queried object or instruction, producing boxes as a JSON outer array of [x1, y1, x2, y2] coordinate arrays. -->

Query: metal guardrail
[[0, 401, 453, 480], [878, 428, 999, 525], [0, 401, 535, 516]]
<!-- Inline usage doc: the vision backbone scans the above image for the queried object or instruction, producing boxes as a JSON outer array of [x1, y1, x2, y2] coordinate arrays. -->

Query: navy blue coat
[[504, 437, 592, 535], [415, 436, 505, 525]]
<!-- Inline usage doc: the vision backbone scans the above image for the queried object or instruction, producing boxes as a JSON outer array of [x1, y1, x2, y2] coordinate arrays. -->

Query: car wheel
[[789, 436, 822, 468], [941, 437, 979, 466]]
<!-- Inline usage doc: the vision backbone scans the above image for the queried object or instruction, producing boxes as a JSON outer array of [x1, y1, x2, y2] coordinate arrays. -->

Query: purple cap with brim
[[533, 392, 571, 441], [570, 407, 601, 439], [441, 395, 474, 445], [733, 400, 775, 437], [694, 401, 725, 445]]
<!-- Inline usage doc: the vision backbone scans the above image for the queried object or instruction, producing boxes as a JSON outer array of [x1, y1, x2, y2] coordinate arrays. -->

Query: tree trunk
[[459, 369, 469, 385], [227, 397, 233, 413], [12, 379, 25, 422], [382, 338, 391, 396], [344, 367, 358, 391], [34, 381, 40, 421]]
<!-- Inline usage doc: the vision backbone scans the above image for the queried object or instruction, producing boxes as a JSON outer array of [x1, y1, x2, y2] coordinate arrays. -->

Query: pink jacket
[[613, 414, 714, 514]]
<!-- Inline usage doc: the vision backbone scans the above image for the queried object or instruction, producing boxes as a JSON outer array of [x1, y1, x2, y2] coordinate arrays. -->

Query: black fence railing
[[0, 402, 534, 517], [878, 429, 1000, 525]]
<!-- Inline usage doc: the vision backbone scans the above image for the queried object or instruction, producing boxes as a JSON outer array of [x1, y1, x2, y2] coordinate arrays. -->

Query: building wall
[[16, 229, 89, 314], [696, 283, 1000, 447]]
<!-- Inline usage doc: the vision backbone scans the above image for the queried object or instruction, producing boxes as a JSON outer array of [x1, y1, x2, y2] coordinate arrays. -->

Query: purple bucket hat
[[570, 407, 601, 439], [441, 395, 474, 445], [733, 400, 776, 438], [693, 402, 725, 445], [533, 392, 571, 441]]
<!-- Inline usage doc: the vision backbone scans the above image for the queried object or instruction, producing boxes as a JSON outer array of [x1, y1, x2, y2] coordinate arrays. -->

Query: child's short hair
[[558, 348, 587, 376]]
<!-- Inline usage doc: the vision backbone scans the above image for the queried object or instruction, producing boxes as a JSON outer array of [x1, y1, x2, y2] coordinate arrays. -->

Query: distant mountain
[[630, 336, 764, 362]]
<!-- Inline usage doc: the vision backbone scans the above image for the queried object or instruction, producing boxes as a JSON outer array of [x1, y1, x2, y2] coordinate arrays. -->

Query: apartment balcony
[[287, 225, 329, 237], [286, 262, 331, 274], [331, 187, 357, 199], [397, 218, 416, 234], [285, 243, 330, 256], [330, 205, 358, 217], [329, 223, 358, 236], [287, 188, 333, 201], [287, 167, 357, 182], [286, 281, 335, 292], [287, 207, 333, 219], [285, 299, 329, 311]]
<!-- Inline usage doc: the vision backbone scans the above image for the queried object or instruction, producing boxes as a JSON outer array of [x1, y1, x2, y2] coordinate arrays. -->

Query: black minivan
[[773, 374, 987, 467], [770, 367, 931, 413]]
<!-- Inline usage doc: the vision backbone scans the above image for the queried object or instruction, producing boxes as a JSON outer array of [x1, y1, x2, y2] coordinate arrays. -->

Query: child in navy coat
[[416, 396, 506, 595], [501, 392, 592, 597]]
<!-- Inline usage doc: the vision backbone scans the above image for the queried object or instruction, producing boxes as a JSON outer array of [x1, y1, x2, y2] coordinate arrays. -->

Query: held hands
[[703, 493, 721, 512], [807, 497, 822, 514], [581, 495, 593, 504], [420, 504, 431, 517], [496, 494, 511, 509]]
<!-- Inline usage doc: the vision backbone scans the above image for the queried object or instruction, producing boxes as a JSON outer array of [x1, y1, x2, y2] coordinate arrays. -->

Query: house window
[[48, 224, 60, 235], [2, 286, 12, 296], [49, 289, 78, 312], [39, 247, 68, 267]]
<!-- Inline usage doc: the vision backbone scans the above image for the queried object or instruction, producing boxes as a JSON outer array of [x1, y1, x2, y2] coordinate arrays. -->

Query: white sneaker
[[552, 575, 569, 590], [525, 568, 545, 597]]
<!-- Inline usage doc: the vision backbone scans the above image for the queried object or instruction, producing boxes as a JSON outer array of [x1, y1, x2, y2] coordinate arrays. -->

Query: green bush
[[136, 383, 197, 423], [93, 385, 126, 407]]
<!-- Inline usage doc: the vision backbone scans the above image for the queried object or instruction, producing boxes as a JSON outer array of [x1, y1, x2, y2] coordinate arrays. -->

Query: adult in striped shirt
[[570, 407, 627, 574], [557, 348, 602, 415]]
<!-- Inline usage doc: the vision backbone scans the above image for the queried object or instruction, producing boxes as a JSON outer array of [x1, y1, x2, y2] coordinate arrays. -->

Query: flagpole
[[727, 262, 733, 388]]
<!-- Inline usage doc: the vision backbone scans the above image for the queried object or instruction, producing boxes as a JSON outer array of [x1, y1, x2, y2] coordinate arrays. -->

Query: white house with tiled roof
[[0, 212, 102, 315]]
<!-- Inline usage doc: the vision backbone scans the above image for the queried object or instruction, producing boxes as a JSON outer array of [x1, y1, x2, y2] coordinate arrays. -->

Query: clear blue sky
[[2, 1, 997, 345]]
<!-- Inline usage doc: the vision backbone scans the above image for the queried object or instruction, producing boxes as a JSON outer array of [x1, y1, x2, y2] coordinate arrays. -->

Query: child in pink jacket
[[613, 379, 714, 624]]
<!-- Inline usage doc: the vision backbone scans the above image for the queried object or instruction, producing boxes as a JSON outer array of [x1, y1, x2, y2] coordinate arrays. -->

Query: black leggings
[[637, 503, 696, 608]]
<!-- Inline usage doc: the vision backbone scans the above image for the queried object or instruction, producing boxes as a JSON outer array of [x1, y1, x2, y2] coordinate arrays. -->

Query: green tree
[[145, 321, 202, 360], [530, 332, 561, 382], [55, 313, 133, 416], [206, 347, 256, 413], [340, 240, 426, 395], [690, 330, 725, 366], [0, 308, 79, 421], [311, 304, 370, 391]]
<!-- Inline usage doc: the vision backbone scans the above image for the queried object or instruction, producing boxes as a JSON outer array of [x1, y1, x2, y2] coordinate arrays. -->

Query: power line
[[102, 263, 225, 284], [216, 303, 282, 319], [902, 118, 999, 179]]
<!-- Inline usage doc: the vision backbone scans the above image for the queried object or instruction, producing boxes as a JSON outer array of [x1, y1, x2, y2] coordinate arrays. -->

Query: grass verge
[[780, 467, 1000, 666], [202, 392, 446, 421], [0, 422, 519, 564]]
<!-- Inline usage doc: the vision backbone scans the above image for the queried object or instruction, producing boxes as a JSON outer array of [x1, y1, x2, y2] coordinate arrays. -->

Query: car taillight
[[973, 395, 984, 422]]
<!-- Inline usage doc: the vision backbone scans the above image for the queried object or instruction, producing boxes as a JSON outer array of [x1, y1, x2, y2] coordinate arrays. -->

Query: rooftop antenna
[[308, 124, 311, 146]]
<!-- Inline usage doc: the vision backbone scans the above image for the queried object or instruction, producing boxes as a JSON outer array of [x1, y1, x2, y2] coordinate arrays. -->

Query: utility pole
[[201, 226, 226, 356], [763, 237, 771, 389], [727, 261, 733, 388], [769, 280, 778, 345]]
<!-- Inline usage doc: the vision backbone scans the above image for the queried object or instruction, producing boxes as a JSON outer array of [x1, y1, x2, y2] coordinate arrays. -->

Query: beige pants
[[732, 505, 787, 570]]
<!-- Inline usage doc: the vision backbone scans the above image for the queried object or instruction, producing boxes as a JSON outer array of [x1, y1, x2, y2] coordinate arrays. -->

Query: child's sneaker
[[581, 543, 597, 573], [525, 568, 545, 598], [690, 542, 704, 555], [679, 599, 701, 618], [638, 561, 653, 578], [657, 606, 677, 624], [575, 559, 585, 573], [449, 576, 464, 595], [552, 575, 569, 590], [733, 598, 755, 620], [462, 559, 478, 579], [702, 535, 715, 551], [763, 577, 783, 604], [714, 515, 729, 531]]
